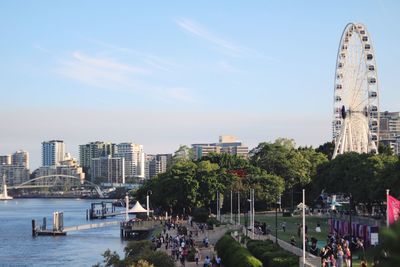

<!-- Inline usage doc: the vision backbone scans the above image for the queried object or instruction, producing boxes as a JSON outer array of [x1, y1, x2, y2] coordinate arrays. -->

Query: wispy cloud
[[162, 87, 195, 102], [72, 52, 148, 74], [53, 50, 195, 103], [176, 18, 246, 57], [86, 38, 180, 72], [175, 18, 280, 62], [217, 60, 240, 73], [56, 51, 147, 90]]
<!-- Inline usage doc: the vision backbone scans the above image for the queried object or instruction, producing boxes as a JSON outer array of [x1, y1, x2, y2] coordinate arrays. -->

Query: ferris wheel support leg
[[348, 122, 353, 152], [340, 120, 348, 155]]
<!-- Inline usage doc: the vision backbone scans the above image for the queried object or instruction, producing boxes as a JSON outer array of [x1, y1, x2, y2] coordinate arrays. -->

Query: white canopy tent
[[127, 201, 149, 213], [296, 202, 309, 210]]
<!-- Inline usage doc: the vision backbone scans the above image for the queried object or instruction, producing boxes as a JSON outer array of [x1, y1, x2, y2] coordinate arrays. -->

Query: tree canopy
[[133, 139, 399, 216], [250, 139, 327, 189], [134, 153, 286, 215]]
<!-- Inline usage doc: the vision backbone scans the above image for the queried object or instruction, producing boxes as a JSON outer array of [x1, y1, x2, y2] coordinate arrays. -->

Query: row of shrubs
[[246, 240, 299, 267], [215, 235, 262, 267]]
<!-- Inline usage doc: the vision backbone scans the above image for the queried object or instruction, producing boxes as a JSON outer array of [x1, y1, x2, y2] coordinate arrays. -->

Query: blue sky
[[1, 0, 400, 168]]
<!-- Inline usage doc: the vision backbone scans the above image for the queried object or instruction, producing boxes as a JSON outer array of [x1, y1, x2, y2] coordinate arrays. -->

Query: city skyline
[[1, 1, 400, 168]]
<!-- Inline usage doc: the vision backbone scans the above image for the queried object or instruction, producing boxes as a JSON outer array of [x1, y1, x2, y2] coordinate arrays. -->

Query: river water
[[0, 199, 126, 267]]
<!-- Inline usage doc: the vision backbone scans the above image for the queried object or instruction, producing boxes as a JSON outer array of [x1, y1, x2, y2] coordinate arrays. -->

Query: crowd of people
[[282, 222, 369, 267], [305, 228, 366, 267], [150, 218, 223, 267]]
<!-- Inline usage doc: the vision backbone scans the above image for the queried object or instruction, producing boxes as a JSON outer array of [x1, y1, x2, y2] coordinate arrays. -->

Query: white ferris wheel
[[332, 23, 380, 159]]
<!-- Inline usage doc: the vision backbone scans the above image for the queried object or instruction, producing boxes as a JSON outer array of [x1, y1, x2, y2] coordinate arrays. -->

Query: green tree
[[374, 220, 400, 267], [316, 141, 335, 160], [202, 153, 251, 170], [172, 145, 194, 163], [196, 160, 223, 208], [378, 143, 394, 156], [298, 147, 328, 178], [134, 160, 199, 214], [131, 260, 154, 267], [242, 170, 285, 203], [250, 140, 310, 189], [96, 241, 174, 267], [312, 153, 399, 212]]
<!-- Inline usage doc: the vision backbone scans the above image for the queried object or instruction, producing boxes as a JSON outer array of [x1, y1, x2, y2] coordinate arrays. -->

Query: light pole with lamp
[[237, 191, 241, 226], [146, 190, 152, 218], [348, 193, 353, 267], [247, 189, 255, 239], [276, 194, 281, 244]]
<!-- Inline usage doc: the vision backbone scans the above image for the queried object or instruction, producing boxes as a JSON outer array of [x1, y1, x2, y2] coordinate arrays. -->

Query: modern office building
[[79, 141, 116, 179], [12, 150, 29, 169], [379, 111, 400, 155], [116, 143, 145, 178], [192, 144, 220, 160], [90, 156, 125, 184], [42, 140, 65, 166], [192, 135, 249, 160], [145, 153, 172, 179]]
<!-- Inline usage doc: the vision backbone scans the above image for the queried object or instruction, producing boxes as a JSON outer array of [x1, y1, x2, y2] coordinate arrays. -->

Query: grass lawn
[[229, 213, 375, 267]]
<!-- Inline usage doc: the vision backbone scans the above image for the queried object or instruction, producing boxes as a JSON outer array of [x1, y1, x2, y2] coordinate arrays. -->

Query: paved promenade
[[157, 220, 231, 267]]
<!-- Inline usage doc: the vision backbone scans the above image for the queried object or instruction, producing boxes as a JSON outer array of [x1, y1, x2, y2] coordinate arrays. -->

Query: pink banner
[[388, 195, 400, 225]]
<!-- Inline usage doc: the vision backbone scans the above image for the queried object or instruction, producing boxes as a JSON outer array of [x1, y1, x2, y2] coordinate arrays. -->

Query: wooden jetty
[[32, 211, 160, 238], [32, 211, 120, 236]]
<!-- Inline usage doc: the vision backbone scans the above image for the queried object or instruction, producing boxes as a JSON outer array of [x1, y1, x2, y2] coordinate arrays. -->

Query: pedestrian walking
[[195, 250, 200, 265], [203, 256, 211, 267]]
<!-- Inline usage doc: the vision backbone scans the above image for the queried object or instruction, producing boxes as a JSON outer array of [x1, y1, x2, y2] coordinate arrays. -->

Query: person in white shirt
[[216, 256, 222, 266], [203, 256, 211, 267]]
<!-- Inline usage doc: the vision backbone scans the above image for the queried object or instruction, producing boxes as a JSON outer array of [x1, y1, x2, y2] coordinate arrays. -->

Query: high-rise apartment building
[[79, 141, 116, 179], [12, 150, 29, 169], [145, 154, 172, 179], [379, 111, 400, 155], [42, 140, 65, 166], [0, 150, 31, 186], [0, 165, 30, 186], [192, 135, 249, 160], [0, 155, 11, 165], [90, 156, 125, 184], [35, 165, 85, 185], [116, 143, 145, 178]]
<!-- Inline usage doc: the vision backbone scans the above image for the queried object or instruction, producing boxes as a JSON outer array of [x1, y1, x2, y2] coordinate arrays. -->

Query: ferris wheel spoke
[[349, 69, 368, 109]]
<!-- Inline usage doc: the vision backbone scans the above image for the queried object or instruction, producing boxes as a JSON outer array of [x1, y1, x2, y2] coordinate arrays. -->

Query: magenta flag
[[388, 195, 400, 225]]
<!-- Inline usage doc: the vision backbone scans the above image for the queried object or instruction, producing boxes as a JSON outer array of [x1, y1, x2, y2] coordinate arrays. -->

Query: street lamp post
[[247, 189, 254, 239], [216, 191, 220, 221], [230, 190, 233, 224], [146, 190, 152, 218], [238, 191, 240, 226], [276, 195, 281, 244], [125, 193, 129, 221], [349, 193, 353, 267]]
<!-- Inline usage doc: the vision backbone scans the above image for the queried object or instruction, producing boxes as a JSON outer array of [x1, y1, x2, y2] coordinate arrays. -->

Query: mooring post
[[43, 217, 47, 230], [32, 219, 36, 236], [86, 209, 89, 220]]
